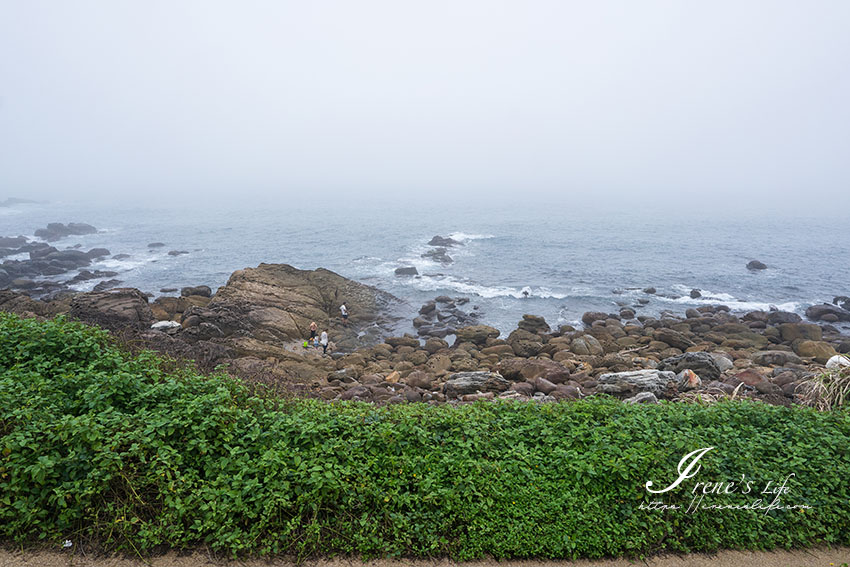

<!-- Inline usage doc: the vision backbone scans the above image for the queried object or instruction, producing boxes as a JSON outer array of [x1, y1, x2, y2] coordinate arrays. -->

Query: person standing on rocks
[[320, 329, 329, 354], [309, 321, 318, 342], [340, 303, 348, 326]]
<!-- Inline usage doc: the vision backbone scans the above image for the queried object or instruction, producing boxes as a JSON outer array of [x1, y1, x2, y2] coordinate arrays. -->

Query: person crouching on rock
[[309, 321, 318, 342], [320, 329, 329, 355]]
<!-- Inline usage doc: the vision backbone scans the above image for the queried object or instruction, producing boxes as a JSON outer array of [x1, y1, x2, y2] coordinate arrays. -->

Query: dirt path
[[2, 548, 849, 567]]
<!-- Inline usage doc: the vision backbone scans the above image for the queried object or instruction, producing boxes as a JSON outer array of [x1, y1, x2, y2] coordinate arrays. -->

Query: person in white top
[[340, 303, 348, 326], [320, 330, 329, 354]]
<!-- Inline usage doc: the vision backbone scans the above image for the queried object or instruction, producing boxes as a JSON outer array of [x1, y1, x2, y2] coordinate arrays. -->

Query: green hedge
[[0, 312, 848, 559]]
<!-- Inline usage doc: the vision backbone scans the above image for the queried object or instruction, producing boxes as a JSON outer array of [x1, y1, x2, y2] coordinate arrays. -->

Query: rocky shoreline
[[2, 247, 850, 407]]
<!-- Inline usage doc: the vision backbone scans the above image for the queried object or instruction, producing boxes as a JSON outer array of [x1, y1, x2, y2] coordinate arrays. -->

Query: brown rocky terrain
[[1, 263, 849, 407]]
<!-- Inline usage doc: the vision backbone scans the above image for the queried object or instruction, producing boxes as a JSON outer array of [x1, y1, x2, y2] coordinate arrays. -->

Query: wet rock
[[168, 250, 189, 256], [443, 371, 510, 398], [747, 260, 767, 270], [113, 254, 131, 260], [86, 248, 111, 259], [428, 235, 462, 247], [806, 304, 850, 322], [34, 222, 97, 241], [0, 236, 27, 248], [394, 266, 418, 276], [581, 311, 609, 326], [767, 311, 802, 325], [690, 289, 702, 299], [148, 242, 165, 248], [421, 248, 453, 264], [643, 287, 657, 294]]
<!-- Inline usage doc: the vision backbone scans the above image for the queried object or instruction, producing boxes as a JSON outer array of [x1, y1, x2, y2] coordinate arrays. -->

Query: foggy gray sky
[[1, 1, 849, 207]]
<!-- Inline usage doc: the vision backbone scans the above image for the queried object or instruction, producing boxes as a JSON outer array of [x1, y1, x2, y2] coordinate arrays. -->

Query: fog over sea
[[3, 199, 849, 335]]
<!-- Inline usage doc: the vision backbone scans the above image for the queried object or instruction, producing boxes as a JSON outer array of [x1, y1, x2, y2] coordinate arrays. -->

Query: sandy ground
[[2, 548, 849, 567]]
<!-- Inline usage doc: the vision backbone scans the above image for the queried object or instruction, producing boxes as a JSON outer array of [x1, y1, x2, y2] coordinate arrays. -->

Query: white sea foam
[[665, 285, 800, 312], [446, 232, 496, 242], [401, 273, 570, 300]]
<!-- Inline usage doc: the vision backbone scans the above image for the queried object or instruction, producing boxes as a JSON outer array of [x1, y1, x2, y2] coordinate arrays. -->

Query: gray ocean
[[2, 198, 849, 334]]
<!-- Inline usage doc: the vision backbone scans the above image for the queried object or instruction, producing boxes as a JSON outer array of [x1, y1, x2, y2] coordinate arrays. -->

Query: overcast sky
[[1, 1, 848, 207]]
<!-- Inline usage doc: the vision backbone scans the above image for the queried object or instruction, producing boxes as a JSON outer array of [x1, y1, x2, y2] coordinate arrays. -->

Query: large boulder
[[751, 350, 803, 367], [443, 371, 510, 398], [192, 263, 401, 353], [597, 369, 676, 397], [767, 311, 802, 325], [778, 323, 822, 342], [570, 334, 603, 356], [806, 304, 850, 322], [657, 352, 722, 381], [793, 340, 838, 364], [69, 288, 153, 329]]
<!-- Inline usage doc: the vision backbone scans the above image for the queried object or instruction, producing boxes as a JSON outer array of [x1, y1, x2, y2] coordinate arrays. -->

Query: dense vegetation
[[1, 313, 848, 559]]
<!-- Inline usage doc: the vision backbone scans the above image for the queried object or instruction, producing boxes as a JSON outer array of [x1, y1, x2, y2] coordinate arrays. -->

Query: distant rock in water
[[148, 242, 165, 248], [34, 222, 97, 242], [0, 236, 28, 248], [690, 289, 702, 299], [394, 266, 418, 276], [168, 250, 189, 256], [0, 197, 39, 207], [113, 254, 131, 260], [747, 260, 767, 270], [421, 248, 453, 264], [86, 248, 111, 259], [428, 235, 462, 247]]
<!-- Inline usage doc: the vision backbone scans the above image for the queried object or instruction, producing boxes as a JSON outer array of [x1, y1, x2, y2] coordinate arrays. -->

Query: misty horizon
[[2, 1, 849, 210]]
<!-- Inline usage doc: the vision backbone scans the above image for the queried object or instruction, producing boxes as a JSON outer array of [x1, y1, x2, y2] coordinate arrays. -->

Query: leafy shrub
[[1, 313, 849, 559]]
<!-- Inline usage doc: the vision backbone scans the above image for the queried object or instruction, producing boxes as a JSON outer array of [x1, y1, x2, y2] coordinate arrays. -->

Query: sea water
[[2, 198, 849, 334]]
